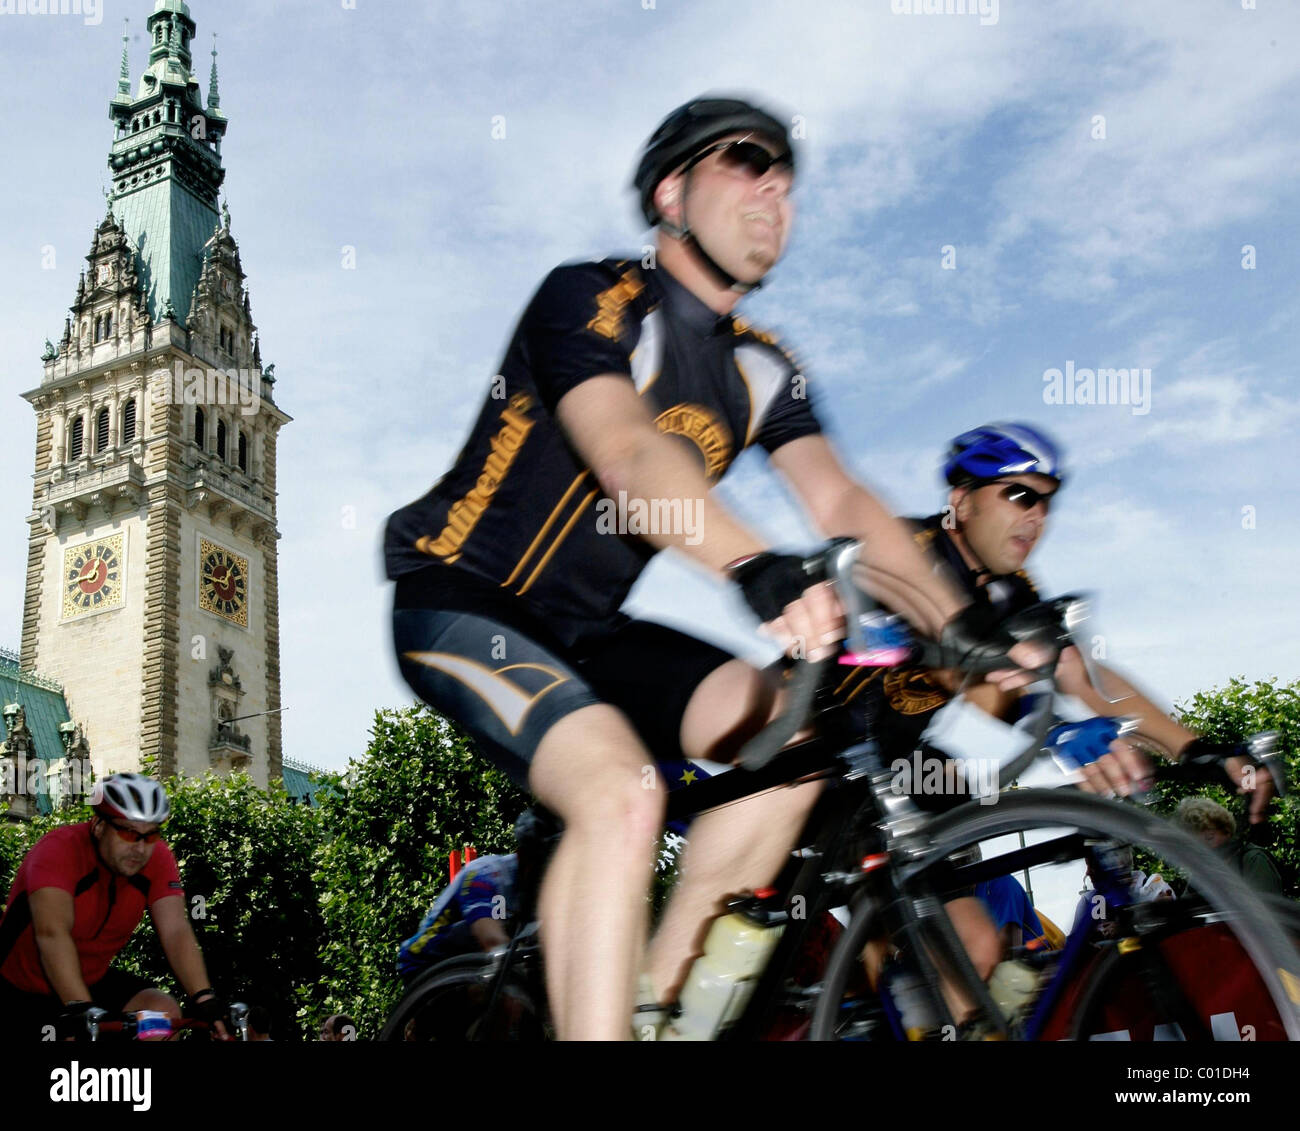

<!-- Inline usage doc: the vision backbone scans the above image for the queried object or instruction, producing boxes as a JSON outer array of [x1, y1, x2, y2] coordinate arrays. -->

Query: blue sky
[[2, 1, 1298, 918]]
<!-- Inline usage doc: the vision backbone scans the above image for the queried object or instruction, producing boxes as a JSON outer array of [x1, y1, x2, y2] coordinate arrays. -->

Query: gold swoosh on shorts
[[403, 653, 570, 736]]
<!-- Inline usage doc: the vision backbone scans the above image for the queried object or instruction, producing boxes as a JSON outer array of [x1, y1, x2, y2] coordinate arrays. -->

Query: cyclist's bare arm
[[470, 918, 511, 951], [150, 895, 214, 1000], [555, 376, 767, 568], [30, 887, 94, 1004], [1056, 647, 1274, 818], [768, 435, 1048, 677]]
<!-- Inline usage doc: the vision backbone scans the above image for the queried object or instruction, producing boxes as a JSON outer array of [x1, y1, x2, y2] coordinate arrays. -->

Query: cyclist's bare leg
[[644, 659, 823, 1001], [529, 703, 665, 1041], [861, 896, 1002, 1021]]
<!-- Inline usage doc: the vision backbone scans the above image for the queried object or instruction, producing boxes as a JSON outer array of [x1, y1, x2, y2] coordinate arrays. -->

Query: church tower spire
[[20, 1, 289, 789], [207, 34, 221, 113], [106, 0, 226, 328]]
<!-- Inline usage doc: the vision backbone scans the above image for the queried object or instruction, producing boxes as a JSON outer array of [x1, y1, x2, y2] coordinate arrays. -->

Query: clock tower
[[19, 1, 290, 785]]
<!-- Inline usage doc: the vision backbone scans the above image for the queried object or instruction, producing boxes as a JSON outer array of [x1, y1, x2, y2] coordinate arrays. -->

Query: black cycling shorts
[[0, 968, 155, 1041], [392, 567, 739, 788]]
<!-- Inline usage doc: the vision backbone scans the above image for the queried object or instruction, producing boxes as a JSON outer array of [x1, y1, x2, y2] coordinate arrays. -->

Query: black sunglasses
[[102, 816, 162, 844], [683, 137, 793, 181], [973, 479, 1057, 513]]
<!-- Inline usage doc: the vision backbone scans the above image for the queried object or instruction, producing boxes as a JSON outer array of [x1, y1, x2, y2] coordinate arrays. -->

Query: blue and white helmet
[[943, 422, 1066, 488]]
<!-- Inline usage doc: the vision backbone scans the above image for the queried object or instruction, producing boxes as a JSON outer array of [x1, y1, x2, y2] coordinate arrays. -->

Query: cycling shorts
[[0, 967, 154, 1041], [392, 567, 739, 788]]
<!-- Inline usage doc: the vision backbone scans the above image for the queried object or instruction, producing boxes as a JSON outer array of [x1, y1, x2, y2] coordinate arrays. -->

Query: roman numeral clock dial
[[198, 539, 249, 627], [61, 535, 125, 619]]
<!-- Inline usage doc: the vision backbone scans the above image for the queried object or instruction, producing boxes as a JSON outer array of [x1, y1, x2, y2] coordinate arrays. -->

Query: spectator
[[1072, 844, 1167, 942], [246, 1005, 272, 1042], [1174, 796, 1284, 896], [319, 1013, 356, 1041], [975, 873, 1044, 956]]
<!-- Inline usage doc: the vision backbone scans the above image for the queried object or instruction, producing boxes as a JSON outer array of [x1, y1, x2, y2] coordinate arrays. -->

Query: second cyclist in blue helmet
[[837, 422, 1275, 817]]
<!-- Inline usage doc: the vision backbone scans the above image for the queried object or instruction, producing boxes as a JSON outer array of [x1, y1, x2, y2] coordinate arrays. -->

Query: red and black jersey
[[385, 257, 823, 646], [0, 823, 184, 994]]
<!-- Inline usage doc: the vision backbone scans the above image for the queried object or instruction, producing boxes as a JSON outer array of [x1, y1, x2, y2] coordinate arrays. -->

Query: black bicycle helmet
[[633, 95, 795, 228]]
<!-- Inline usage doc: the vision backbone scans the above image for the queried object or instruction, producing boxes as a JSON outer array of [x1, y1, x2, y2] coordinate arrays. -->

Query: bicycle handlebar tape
[[727, 552, 825, 624], [737, 654, 833, 771]]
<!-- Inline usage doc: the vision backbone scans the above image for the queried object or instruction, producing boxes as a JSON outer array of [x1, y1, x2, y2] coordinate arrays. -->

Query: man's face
[[952, 472, 1058, 575], [92, 816, 159, 876], [1198, 827, 1230, 850], [657, 131, 794, 283]]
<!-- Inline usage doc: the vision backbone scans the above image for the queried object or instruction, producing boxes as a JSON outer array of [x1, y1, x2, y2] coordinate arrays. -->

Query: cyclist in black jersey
[[837, 422, 1275, 814], [383, 97, 1048, 1040]]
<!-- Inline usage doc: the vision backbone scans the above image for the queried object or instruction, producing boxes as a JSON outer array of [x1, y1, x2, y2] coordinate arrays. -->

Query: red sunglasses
[[102, 816, 162, 844]]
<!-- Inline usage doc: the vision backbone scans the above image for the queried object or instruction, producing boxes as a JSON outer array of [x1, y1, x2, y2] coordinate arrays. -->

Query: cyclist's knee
[[531, 705, 665, 839], [680, 660, 775, 761]]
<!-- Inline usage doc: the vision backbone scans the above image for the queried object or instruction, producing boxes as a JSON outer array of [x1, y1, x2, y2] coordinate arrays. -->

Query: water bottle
[[660, 890, 786, 1041], [987, 959, 1040, 1025], [880, 964, 939, 1040]]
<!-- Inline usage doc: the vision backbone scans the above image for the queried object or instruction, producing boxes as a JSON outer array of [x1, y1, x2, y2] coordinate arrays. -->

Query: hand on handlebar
[[1075, 738, 1155, 800]]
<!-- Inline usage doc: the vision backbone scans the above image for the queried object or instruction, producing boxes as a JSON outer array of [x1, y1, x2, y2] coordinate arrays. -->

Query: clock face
[[198, 539, 249, 626], [61, 535, 125, 619]]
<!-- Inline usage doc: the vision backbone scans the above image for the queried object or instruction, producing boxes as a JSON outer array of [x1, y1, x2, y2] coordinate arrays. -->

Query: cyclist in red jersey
[[0, 773, 230, 1040]]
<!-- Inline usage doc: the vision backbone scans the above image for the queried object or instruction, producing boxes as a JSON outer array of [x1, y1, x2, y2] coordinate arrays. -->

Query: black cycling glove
[[191, 990, 232, 1037], [726, 552, 823, 623], [936, 602, 1019, 672], [1176, 737, 1252, 789], [56, 1000, 95, 1041]]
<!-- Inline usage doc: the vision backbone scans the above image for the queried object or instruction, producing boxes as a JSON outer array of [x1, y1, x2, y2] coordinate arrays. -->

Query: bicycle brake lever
[[1248, 731, 1287, 799], [1058, 595, 1130, 707]]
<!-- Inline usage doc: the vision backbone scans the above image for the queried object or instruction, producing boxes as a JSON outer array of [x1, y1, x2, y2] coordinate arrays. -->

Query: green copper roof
[[281, 757, 331, 807], [112, 176, 219, 326], [0, 650, 73, 818]]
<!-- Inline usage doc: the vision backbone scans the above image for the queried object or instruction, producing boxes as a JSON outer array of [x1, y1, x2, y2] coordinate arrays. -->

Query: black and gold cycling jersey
[[384, 256, 822, 646], [833, 513, 1040, 756]]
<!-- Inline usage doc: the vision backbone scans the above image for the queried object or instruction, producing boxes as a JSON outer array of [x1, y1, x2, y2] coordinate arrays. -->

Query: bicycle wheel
[[810, 790, 1300, 1041], [378, 954, 548, 1042]]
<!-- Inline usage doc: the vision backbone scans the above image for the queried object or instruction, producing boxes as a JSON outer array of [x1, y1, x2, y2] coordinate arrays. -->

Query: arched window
[[104, 310, 113, 337], [69, 417, 84, 461], [194, 406, 206, 449], [95, 408, 110, 453], [237, 429, 247, 473], [216, 419, 227, 461], [122, 399, 137, 446], [93, 316, 102, 344]]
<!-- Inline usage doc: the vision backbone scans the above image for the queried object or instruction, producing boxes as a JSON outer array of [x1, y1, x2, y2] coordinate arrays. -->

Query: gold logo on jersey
[[417, 403, 534, 562], [883, 667, 948, 716], [587, 269, 645, 341], [654, 403, 732, 482]]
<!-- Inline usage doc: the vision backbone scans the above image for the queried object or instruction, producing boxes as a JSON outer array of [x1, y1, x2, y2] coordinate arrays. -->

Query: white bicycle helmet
[[93, 772, 171, 824]]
